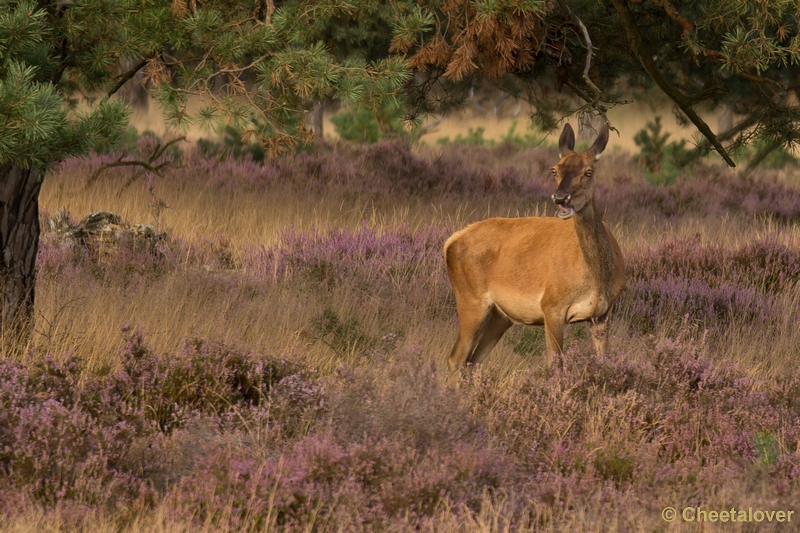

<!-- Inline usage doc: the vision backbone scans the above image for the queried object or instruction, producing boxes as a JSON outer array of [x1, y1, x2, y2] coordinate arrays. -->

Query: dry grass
[[35, 145, 799, 371], [3, 139, 799, 531]]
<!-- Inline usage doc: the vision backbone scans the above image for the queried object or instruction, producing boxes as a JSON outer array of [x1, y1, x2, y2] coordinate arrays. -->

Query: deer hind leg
[[466, 306, 513, 366], [448, 300, 512, 370], [591, 313, 610, 356], [448, 298, 491, 370]]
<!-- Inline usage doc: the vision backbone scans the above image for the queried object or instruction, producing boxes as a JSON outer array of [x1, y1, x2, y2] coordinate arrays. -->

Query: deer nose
[[552, 192, 571, 205]]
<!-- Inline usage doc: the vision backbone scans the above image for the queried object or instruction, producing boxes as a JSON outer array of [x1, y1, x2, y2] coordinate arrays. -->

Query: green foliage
[[747, 139, 800, 170], [500, 120, 546, 148], [197, 126, 267, 163], [436, 127, 490, 146], [331, 103, 407, 143], [0, 1, 134, 169], [332, 105, 381, 143], [310, 307, 376, 359], [633, 117, 693, 185], [2, 0, 799, 167], [0, 61, 129, 169], [510, 327, 545, 356], [435, 122, 544, 148], [754, 432, 781, 466], [593, 449, 636, 485]]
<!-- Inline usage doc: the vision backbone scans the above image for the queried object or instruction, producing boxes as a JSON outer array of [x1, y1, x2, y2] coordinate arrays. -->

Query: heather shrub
[[255, 224, 453, 313], [0, 329, 327, 512], [170, 430, 508, 531], [326, 349, 485, 453], [24, 135, 800, 530], [595, 161, 800, 223], [309, 307, 378, 360], [624, 275, 774, 333], [111, 327, 322, 434], [0, 357, 160, 509], [628, 235, 800, 293], [58, 138, 554, 200], [462, 327, 799, 490], [622, 235, 799, 334]]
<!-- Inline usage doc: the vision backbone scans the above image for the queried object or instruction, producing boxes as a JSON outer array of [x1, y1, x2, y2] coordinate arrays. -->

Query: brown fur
[[444, 123, 625, 369]]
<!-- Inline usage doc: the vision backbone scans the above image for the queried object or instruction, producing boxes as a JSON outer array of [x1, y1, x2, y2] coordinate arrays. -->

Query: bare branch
[[558, 0, 601, 101], [265, 0, 275, 24], [87, 136, 186, 185], [214, 54, 271, 77], [739, 72, 788, 90]]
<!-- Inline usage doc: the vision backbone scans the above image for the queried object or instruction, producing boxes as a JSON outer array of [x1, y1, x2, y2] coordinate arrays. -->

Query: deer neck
[[573, 198, 617, 296]]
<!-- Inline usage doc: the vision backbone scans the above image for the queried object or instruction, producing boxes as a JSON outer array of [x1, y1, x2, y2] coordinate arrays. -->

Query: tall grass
[[3, 138, 799, 531]]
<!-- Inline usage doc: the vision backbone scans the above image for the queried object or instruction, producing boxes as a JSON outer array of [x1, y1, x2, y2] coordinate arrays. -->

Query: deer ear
[[558, 124, 575, 156], [589, 123, 609, 161]]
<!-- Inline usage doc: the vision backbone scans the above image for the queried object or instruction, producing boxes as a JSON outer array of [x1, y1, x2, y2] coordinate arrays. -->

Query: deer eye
[[585, 169, 593, 177], [551, 168, 557, 176]]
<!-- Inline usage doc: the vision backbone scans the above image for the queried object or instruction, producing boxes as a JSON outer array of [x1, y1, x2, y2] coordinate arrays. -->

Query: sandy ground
[[411, 100, 725, 153]]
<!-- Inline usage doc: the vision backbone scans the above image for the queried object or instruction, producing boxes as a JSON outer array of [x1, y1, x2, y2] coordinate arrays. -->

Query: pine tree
[[391, 0, 800, 164], [1, 1, 130, 349], [0, 0, 412, 349]]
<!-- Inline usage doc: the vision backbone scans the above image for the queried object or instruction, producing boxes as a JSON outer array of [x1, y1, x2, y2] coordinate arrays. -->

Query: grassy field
[[2, 134, 800, 531]]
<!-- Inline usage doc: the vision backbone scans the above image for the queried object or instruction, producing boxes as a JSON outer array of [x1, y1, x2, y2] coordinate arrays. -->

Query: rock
[[55, 210, 167, 256]]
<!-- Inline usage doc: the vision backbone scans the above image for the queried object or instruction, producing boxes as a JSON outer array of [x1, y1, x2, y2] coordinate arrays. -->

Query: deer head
[[551, 123, 609, 220]]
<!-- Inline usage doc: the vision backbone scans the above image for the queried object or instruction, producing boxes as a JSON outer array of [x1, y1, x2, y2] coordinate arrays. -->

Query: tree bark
[[1, 164, 42, 353]]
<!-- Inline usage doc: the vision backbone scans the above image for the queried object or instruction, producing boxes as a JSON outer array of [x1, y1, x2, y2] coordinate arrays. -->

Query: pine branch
[[696, 113, 760, 151], [650, 0, 694, 40], [610, 0, 736, 167], [648, 0, 788, 92], [105, 58, 149, 101]]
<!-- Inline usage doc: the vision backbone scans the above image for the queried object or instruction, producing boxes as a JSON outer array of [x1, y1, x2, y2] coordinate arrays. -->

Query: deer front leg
[[543, 312, 565, 367], [591, 313, 610, 356]]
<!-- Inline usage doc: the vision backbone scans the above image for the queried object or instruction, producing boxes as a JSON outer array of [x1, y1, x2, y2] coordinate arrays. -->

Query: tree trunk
[[717, 105, 733, 135], [1, 164, 42, 353], [310, 102, 325, 142], [744, 138, 782, 175]]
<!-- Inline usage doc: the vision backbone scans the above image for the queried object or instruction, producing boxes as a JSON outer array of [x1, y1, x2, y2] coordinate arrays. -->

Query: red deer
[[444, 123, 625, 369]]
